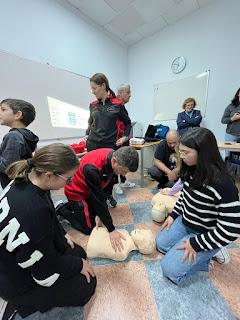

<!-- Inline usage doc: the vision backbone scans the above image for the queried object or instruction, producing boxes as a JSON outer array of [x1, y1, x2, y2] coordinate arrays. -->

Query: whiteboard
[[153, 71, 209, 121], [0, 50, 94, 141]]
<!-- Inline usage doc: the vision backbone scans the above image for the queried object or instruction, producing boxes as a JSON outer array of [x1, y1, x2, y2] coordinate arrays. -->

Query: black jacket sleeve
[[15, 206, 83, 287], [119, 105, 131, 137], [86, 105, 93, 135], [83, 164, 115, 232]]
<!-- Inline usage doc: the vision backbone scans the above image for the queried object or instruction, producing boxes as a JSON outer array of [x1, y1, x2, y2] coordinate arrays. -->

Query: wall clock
[[171, 56, 186, 74]]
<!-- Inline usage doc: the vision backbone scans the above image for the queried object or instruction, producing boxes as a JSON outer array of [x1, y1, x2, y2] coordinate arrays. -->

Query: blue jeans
[[225, 132, 240, 142], [156, 216, 219, 285]]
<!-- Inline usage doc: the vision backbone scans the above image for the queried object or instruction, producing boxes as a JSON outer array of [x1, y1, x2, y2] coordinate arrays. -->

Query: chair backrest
[[229, 151, 240, 165]]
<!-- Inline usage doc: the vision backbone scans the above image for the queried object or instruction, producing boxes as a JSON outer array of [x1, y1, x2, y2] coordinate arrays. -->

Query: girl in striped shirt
[[156, 127, 240, 285]]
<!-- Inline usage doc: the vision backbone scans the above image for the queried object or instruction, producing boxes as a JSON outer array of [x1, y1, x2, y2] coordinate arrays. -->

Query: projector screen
[[0, 50, 94, 142], [153, 71, 210, 121]]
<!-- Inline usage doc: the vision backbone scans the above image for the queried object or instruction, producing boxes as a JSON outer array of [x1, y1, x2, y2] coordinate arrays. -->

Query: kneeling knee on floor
[[156, 237, 168, 253], [161, 257, 183, 284]]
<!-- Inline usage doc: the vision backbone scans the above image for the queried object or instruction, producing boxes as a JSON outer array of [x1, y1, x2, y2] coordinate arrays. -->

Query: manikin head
[[131, 229, 155, 254]]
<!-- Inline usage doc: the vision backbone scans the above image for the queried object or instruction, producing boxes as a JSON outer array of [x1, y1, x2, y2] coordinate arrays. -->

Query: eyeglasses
[[179, 150, 190, 157], [54, 173, 72, 185]]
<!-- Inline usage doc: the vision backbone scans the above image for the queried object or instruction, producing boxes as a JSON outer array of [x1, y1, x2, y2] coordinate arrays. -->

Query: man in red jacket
[[58, 146, 139, 252]]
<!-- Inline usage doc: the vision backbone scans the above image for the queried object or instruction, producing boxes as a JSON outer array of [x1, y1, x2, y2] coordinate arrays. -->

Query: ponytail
[[6, 159, 32, 182], [108, 88, 116, 98], [5, 143, 79, 184]]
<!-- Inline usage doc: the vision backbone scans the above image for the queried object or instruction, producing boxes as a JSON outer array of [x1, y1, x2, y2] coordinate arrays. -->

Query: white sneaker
[[121, 181, 135, 188], [54, 200, 65, 209], [213, 247, 230, 264], [114, 184, 123, 195], [0, 298, 7, 319]]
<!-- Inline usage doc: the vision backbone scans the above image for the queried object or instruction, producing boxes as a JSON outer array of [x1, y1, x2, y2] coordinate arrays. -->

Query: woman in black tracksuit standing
[[86, 73, 132, 152]]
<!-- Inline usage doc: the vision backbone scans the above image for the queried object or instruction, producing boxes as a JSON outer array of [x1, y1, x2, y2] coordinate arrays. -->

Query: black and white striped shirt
[[171, 175, 240, 252]]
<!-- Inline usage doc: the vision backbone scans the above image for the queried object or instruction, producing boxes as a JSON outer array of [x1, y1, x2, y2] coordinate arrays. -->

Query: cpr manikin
[[151, 179, 183, 222], [87, 227, 155, 261]]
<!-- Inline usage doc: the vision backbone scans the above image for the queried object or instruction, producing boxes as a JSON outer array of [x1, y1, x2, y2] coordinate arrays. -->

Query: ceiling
[[57, 0, 214, 46]]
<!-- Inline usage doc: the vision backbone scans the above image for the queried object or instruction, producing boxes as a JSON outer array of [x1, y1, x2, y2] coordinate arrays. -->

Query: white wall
[[0, 0, 239, 142], [128, 0, 240, 140], [0, 0, 128, 92]]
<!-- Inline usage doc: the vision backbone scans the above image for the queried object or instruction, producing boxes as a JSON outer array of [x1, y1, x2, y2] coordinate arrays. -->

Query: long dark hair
[[231, 88, 240, 107], [90, 73, 116, 97], [180, 127, 230, 188]]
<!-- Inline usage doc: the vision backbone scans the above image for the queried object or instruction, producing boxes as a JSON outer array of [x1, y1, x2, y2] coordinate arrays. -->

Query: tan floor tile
[[144, 179, 158, 189], [126, 188, 153, 203], [84, 261, 159, 320], [67, 229, 89, 251], [126, 172, 157, 188], [125, 171, 139, 181], [209, 248, 240, 318], [109, 204, 133, 225]]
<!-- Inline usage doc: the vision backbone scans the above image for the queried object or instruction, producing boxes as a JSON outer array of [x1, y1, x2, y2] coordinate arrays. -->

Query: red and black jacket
[[116, 105, 132, 141], [64, 148, 115, 232], [86, 96, 131, 148]]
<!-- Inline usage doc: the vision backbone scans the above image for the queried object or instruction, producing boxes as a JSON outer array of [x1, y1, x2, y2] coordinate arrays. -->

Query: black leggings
[[147, 165, 169, 187], [10, 246, 96, 318], [86, 140, 117, 152], [63, 200, 96, 235]]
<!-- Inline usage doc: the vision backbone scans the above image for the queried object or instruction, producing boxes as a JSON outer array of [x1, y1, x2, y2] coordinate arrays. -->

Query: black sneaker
[[55, 200, 72, 218], [107, 195, 117, 208], [157, 183, 165, 189]]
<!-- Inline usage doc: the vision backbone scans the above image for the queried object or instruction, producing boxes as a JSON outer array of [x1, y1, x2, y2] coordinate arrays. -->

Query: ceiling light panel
[[104, 0, 134, 13], [108, 5, 145, 35], [67, 0, 117, 25]]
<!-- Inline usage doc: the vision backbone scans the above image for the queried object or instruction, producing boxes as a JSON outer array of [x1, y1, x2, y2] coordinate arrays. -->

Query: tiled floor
[[51, 174, 240, 320]]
